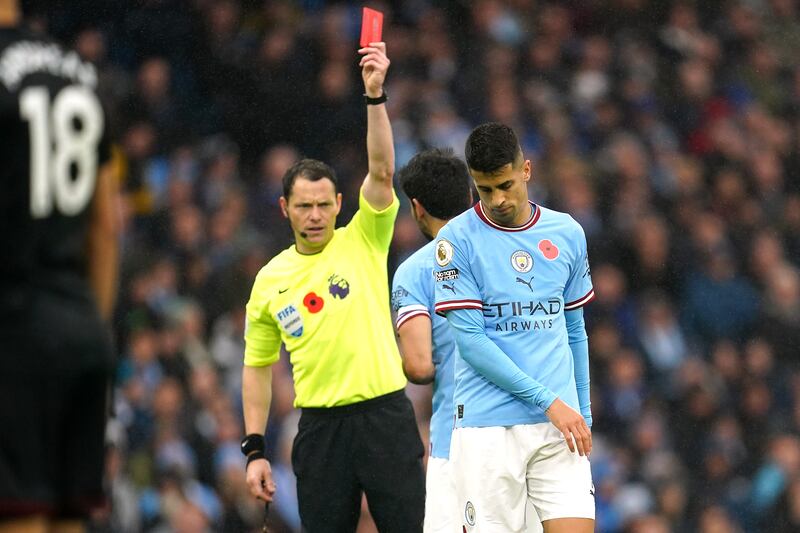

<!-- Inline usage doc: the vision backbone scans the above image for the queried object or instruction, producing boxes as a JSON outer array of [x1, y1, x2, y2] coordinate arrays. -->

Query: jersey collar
[[474, 201, 540, 232]]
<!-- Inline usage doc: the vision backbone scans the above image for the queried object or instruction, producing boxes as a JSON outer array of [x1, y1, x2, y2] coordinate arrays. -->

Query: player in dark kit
[[0, 1, 119, 532]]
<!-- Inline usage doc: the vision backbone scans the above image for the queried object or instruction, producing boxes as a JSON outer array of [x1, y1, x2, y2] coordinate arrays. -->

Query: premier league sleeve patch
[[435, 239, 454, 267], [276, 304, 304, 337]]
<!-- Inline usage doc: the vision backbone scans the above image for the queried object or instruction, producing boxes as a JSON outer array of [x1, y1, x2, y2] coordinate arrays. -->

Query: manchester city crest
[[465, 501, 476, 526], [510, 250, 533, 273]]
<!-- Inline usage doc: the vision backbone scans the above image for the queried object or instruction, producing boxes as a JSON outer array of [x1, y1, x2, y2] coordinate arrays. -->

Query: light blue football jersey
[[392, 240, 458, 459], [433, 201, 594, 428]]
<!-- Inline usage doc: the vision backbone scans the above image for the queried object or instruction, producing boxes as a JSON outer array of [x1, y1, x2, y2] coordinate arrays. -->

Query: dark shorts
[[293, 389, 426, 533], [0, 290, 113, 519]]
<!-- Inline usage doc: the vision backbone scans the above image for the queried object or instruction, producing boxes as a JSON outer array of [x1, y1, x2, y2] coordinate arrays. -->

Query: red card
[[360, 7, 383, 48]]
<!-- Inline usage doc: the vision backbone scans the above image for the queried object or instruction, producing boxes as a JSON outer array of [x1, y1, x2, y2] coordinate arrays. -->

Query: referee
[[240, 42, 425, 532]]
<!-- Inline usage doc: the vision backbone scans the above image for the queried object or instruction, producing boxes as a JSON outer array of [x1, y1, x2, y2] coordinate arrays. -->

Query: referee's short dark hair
[[465, 122, 523, 175], [283, 158, 339, 198], [397, 148, 473, 220]]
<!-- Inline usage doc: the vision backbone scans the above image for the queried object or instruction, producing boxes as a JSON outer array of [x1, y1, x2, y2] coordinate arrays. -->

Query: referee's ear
[[279, 196, 289, 219]]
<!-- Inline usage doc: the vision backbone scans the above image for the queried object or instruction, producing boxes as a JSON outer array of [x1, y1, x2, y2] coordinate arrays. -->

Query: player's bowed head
[[465, 122, 533, 228]]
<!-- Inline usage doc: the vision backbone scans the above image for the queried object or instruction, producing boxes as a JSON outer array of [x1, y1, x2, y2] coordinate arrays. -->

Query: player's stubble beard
[[419, 222, 434, 242], [413, 212, 434, 241], [487, 192, 531, 227], [490, 204, 517, 226], [481, 197, 521, 226]]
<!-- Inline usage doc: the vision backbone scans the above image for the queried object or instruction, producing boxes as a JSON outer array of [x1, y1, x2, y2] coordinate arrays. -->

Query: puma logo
[[443, 283, 456, 294], [516, 276, 534, 292]]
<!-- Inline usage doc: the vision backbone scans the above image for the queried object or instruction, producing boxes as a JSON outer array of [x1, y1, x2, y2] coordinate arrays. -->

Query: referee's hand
[[358, 41, 389, 96], [246, 457, 277, 503], [545, 398, 592, 457]]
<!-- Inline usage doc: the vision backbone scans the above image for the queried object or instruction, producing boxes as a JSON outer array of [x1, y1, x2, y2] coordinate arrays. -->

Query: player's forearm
[[87, 164, 119, 321], [566, 309, 592, 425], [87, 230, 118, 321], [402, 356, 435, 384], [399, 335, 435, 384], [447, 309, 557, 411], [242, 365, 273, 435], [397, 316, 435, 384]]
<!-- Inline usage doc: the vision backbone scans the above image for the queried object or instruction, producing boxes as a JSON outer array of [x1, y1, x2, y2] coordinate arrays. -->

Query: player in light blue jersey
[[391, 149, 474, 532], [433, 123, 595, 533]]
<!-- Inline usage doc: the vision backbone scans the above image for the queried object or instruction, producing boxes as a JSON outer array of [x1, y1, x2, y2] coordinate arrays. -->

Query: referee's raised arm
[[358, 41, 394, 211]]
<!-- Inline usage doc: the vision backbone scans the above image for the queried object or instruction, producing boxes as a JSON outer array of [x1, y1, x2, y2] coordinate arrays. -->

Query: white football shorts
[[450, 423, 594, 532], [424, 456, 458, 532]]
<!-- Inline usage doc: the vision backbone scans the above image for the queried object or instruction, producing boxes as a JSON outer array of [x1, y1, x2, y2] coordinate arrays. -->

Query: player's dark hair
[[398, 148, 473, 220], [465, 122, 522, 174], [282, 158, 339, 198]]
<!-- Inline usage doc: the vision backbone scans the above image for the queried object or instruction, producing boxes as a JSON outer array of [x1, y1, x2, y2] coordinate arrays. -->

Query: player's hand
[[545, 398, 592, 457], [246, 457, 277, 503], [358, 42, 389, 97]]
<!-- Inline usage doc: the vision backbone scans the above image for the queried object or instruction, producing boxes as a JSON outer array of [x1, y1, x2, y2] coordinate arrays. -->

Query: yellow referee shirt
[[244, 189, 406, 407]]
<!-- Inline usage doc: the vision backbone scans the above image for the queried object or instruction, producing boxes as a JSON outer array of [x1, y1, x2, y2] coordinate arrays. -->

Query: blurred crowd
[[30, 0, 800, 531]]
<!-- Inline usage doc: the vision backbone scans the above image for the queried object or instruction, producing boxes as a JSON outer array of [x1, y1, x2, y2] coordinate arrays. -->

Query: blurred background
[[25, 0, 800, 531]]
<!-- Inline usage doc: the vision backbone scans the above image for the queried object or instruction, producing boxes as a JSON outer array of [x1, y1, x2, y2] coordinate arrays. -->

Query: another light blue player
[[434, 123, 595, 533], [391, 149, 474, 532]]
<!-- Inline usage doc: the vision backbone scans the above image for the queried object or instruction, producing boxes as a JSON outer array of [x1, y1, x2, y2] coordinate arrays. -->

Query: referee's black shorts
[[0, 288, 113, 519], [292, 389, 426, 533]]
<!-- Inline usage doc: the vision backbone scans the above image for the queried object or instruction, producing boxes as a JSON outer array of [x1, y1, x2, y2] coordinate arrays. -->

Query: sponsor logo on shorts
[[464, 501, 476, 526], [434, 268, 459, 282], [511, 250, 533, 273]]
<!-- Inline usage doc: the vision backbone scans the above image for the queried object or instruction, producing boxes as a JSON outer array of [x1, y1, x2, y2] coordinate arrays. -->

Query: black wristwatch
[[241, 433, 266, 469], [241, 433, 265, 456], [364, 91, 388, 105]]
